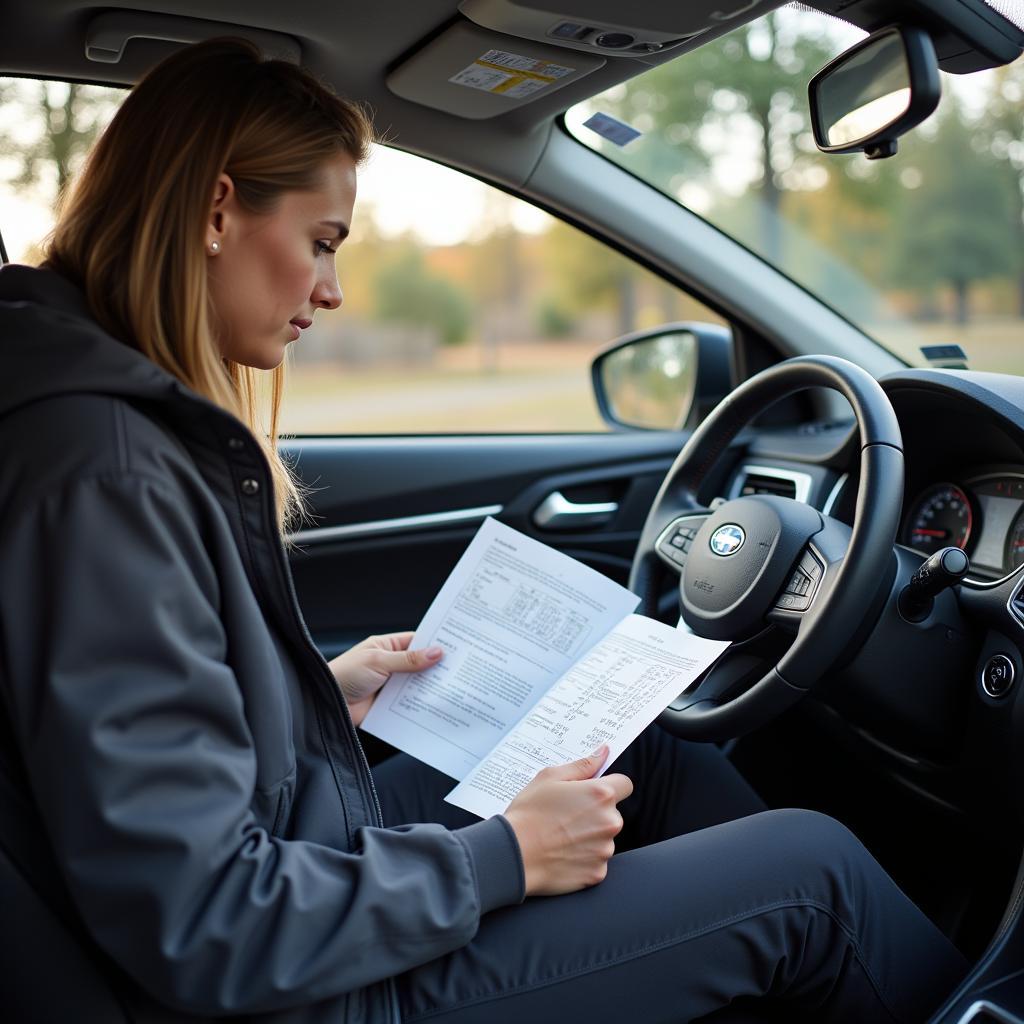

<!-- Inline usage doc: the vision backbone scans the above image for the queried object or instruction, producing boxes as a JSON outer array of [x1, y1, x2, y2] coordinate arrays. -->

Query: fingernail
[[425, 646, 443, 659], [591, 745, 608, 758]]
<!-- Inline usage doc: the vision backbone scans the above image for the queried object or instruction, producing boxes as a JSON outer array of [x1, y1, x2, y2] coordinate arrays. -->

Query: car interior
[[7, 1, 1024, 1021]]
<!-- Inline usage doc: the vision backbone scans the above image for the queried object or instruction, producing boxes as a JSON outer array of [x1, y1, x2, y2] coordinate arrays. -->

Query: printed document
[[361, 518, 729, 817]]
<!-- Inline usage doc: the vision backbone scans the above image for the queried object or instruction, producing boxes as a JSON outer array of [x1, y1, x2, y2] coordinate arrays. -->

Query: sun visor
[[386, 20, 604, 119]]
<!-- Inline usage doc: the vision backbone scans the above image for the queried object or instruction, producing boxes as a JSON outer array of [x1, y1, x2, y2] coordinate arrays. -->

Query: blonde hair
[[45, 38, 374, 535]]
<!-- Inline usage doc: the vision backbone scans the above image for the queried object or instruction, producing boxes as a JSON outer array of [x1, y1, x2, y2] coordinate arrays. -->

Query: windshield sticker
[[449, 49, 574, 98], [582, 112, 642, 147]]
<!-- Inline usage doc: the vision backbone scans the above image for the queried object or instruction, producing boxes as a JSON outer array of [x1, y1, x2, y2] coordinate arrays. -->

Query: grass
[[274, 321, 1024, 436]]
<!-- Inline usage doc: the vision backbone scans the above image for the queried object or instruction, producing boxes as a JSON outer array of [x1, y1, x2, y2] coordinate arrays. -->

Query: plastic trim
[[288, 504, 502, 546], [956, 1000, 1024, 1024]]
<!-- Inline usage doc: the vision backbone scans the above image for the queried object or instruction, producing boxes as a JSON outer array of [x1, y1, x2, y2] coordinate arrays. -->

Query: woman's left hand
[[328, 632, 443, 727]]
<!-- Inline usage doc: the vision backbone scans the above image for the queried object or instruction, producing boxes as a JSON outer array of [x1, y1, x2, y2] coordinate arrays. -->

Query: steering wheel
[[630, 355, 904, 741]]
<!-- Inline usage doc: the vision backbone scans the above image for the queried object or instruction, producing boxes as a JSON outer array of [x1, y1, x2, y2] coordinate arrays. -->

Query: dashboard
[[753, 376, 1024, 587], [902, 474, 1024, 579]]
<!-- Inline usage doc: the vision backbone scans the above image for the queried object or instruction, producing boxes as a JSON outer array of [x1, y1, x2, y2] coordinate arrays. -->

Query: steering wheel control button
[[798, 551, 823, 580], [982, 654, 1016, 698], [785, 570, 810, 595], [656, 520, 704, 572], [775, 549, 824, 613]]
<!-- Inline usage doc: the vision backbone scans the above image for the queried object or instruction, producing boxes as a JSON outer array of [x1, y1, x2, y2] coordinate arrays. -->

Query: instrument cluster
[[902, 474, 1024, 578]]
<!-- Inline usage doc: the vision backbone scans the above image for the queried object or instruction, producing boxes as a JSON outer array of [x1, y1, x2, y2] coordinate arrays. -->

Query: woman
[[0, 38, 966, 1023]]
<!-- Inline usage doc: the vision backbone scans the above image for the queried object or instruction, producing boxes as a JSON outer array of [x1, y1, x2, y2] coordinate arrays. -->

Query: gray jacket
[[0, 265, 523, 1022]]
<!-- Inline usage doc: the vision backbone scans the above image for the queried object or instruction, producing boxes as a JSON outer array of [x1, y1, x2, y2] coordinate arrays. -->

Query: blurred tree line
[[4, 16, 1023, 347], [597, 11, 1024, 326]]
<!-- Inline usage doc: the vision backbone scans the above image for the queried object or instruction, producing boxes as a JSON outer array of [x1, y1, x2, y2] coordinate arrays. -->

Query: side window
[[284, 146, 725, 434], [0, 78, 122, 262], [0, 77, 725, 434]]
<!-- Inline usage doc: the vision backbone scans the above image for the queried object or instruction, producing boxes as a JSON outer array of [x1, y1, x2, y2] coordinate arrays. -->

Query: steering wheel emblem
[[710, 524, 746, 556]]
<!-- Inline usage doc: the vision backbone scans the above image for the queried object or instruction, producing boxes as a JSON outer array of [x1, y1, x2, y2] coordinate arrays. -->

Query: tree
[[0, 79, 120, 206], [372, 246, 472, 345], [605, 11, 838, 260], [887, 105, 1017, 323], [537, 219, 639, 337], [973, 57, 1024, 313]]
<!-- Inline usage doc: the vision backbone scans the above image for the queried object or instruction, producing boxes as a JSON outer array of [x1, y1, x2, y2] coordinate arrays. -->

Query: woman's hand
[[328, 632, 442, 727], [503, 746, 633, 897]]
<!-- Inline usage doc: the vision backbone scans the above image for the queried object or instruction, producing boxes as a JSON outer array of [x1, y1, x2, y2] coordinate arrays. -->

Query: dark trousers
[[373, 728, 968, 1023]]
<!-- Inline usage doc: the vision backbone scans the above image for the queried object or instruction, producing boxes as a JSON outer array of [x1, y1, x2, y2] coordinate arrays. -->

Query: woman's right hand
[[503, 746, 633, 897]]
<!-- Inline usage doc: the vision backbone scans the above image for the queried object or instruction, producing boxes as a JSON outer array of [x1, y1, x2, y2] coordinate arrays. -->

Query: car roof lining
[[0, 1, 781, 186]]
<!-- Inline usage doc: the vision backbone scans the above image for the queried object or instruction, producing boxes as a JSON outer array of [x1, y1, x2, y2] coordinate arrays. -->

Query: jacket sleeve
[[0, 471, 524, 1015]]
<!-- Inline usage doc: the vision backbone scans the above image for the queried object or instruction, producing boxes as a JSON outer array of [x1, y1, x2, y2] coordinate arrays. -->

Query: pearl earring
[[209, 240, 220, 254]]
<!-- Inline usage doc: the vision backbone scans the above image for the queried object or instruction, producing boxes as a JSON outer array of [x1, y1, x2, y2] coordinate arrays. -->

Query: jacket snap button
[[228, 437, 245, 452], [241, 478, 260, 496]]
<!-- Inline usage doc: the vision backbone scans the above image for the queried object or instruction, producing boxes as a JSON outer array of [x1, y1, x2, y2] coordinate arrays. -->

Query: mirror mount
[[864, 139, 898, 161], [809, 25, 941, 160]]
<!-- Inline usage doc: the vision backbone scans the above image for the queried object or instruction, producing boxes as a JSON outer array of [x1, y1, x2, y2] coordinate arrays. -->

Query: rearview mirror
[[591, 322, 731, 431], [809, 26, 941, 160]]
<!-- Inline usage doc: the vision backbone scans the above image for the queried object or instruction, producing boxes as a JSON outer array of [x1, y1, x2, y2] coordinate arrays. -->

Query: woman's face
[[206, 152, 357, 369]]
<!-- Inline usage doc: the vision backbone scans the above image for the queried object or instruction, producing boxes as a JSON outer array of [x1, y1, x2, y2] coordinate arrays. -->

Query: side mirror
[[808, 26, 941, 160], [591, 322, 732, 431]]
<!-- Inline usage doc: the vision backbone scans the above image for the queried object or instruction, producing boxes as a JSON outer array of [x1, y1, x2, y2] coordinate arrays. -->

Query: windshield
[[567, 7, 1024, 375]]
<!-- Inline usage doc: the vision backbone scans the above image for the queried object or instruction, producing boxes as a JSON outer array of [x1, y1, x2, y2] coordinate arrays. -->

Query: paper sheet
[[445, 614, 730, 818], [361, 518, 640, 780]]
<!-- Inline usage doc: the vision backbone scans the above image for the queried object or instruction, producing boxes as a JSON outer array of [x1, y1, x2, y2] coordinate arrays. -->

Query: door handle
[[533, 491, 618, 531]]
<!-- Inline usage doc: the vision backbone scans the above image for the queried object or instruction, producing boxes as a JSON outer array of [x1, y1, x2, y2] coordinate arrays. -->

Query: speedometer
[[903, 483, 974, 556]]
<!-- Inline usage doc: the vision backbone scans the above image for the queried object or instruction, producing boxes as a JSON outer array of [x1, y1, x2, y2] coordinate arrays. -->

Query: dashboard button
[[982, 654, 1015, 698]]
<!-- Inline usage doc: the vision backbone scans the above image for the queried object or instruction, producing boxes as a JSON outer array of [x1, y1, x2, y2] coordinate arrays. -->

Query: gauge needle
[[913, 529, 947, 537]]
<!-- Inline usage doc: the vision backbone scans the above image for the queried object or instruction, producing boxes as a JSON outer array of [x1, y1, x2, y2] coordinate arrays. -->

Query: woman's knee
[[735, 808, 880, 904]]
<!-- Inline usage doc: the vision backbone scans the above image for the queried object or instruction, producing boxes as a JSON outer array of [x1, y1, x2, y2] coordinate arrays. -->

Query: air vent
[[729, 465, 813, 504], [740, 473, 797, 500]]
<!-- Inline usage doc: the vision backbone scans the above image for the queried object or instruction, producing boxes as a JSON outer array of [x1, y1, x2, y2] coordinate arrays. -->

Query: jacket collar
[[0, 264, 225, 430]]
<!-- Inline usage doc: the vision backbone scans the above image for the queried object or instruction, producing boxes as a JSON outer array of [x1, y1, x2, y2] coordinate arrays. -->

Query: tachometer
[[904, 483, 973, 556]]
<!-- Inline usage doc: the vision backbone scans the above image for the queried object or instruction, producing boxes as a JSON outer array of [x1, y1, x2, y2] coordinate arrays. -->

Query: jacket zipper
[[265, 525, 399, 1024], [226, 431, 397, 1024], [276, 543, 384, 828]]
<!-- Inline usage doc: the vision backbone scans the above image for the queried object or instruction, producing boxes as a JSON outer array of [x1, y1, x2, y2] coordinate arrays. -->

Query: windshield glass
[[567, 7, 1024, 374]]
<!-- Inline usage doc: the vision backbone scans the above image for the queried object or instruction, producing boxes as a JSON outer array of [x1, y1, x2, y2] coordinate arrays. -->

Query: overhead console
[[387, 0, 785, 117], [459, 0, 777, 58]]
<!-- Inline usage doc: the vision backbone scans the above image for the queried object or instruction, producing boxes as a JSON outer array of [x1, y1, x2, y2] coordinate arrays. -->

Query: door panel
[[285, 432, 688, 658]]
